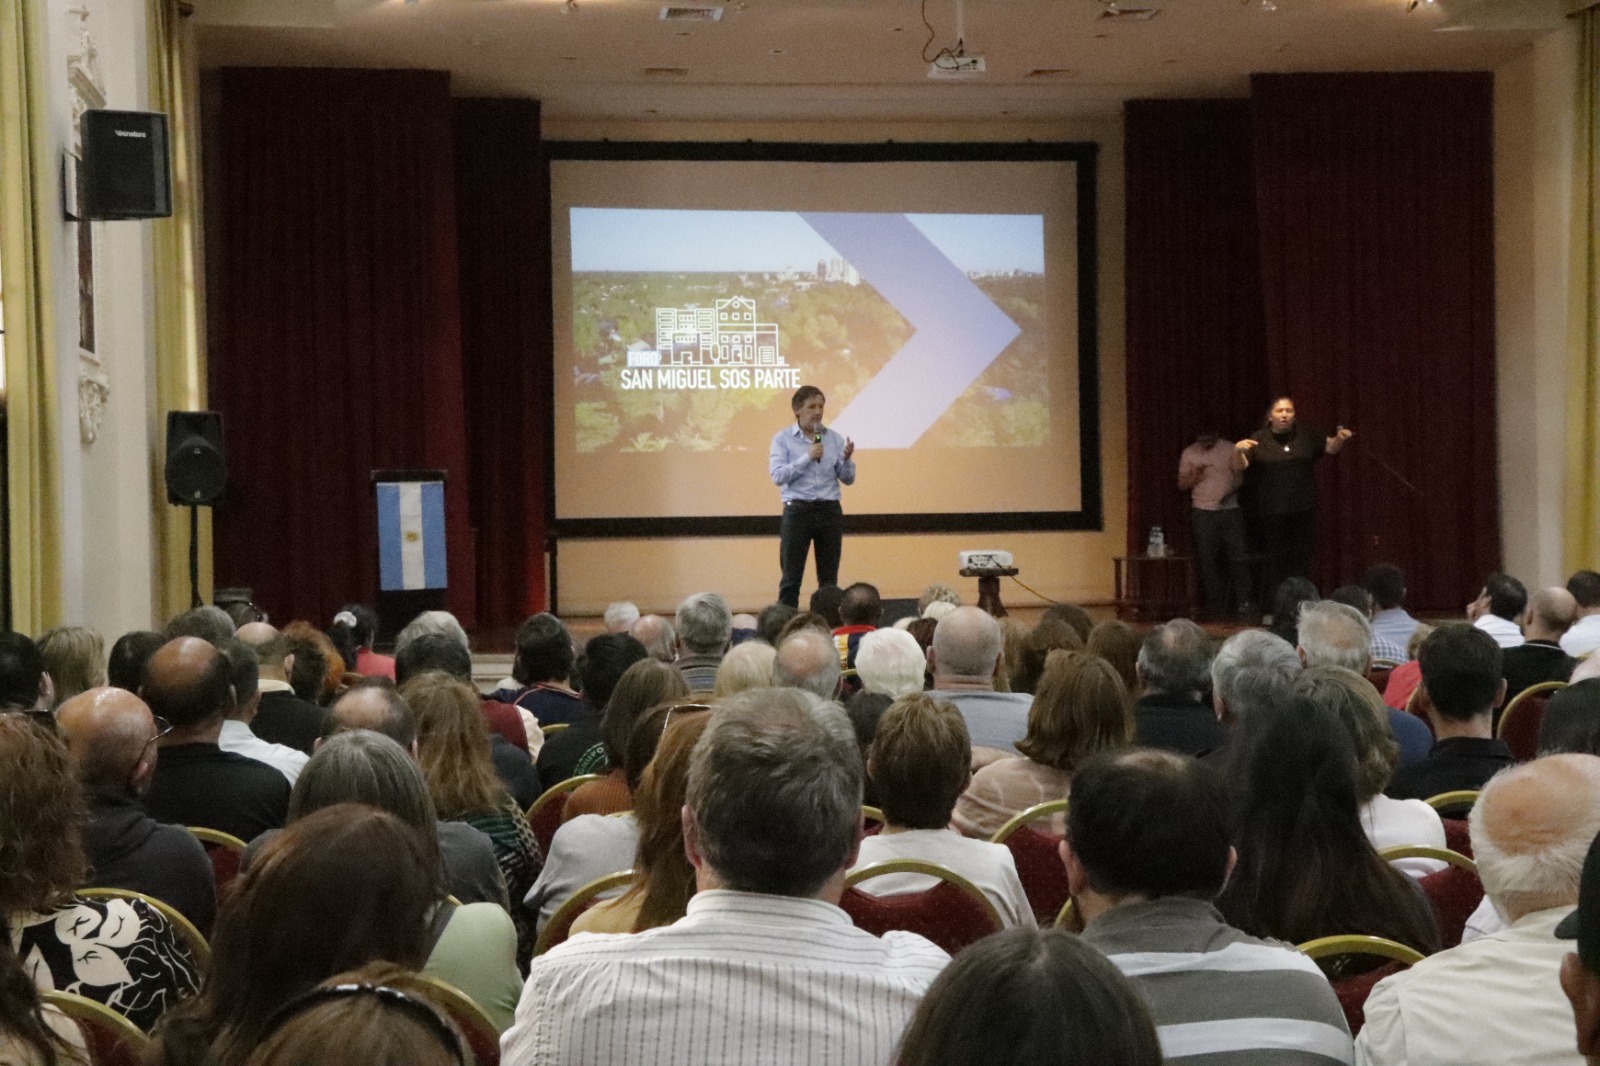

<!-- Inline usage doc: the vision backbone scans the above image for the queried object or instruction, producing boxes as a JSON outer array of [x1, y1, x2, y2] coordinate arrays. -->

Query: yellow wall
[[541, 117, 1127, 616], [1495, 28, 1580, 590]]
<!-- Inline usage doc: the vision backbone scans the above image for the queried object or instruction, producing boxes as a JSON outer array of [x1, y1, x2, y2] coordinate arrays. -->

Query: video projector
[[958, 550, 1014, 570]]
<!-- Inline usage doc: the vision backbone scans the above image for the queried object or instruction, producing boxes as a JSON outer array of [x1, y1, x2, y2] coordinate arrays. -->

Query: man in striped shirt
[[1067, 749, 1353, 1066], [501, 687, 949, 1066]]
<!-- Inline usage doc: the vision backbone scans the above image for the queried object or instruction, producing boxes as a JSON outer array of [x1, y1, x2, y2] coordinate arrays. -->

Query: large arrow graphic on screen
[[798, 212, 1022, 448]]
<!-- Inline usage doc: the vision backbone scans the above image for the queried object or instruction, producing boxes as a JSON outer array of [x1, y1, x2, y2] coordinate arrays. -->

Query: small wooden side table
[[959, 566, 1019, 618], [1113, 555, 1193, 622]]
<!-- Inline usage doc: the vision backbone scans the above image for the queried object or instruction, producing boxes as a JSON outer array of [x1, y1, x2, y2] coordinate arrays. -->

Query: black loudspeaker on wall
[[166, 411, 226, 506], [81, 110, 171, 221]]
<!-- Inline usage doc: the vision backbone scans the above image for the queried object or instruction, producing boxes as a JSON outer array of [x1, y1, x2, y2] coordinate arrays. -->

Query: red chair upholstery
[[41, 990, 150, 1063], [1417, 862, 1483, 950], [1330, 959, 1406, 1036], [1441, 818, 1471, 858], [998, 825, 1070, 927], [525, 775, 604, 856], [841, 861, 1003, 955], [1497, 682, 1565, 763], [1298, 936, 1422, 1037]]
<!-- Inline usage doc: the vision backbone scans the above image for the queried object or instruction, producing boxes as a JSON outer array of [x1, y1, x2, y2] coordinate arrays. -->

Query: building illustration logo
[[632, 297, 786, 369]]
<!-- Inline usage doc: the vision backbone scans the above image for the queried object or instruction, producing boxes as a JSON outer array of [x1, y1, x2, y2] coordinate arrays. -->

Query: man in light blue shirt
[[769, 385, 856, 608]]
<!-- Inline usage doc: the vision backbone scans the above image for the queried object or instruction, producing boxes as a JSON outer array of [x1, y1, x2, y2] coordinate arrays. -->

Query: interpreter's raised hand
[[1335, 426, 1355, 442], [1235, 439, 1258, 453]]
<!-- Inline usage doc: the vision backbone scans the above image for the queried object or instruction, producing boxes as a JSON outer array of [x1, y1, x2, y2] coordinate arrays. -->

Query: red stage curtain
[[207, 68, 476, 628], [1123, 99, 1267, 560], [1252, 73, 1499, 610], [453, 99, 550, 628]]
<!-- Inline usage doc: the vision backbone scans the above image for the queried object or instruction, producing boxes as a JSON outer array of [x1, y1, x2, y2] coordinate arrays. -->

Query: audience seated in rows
[[107, 629, 164, 692], [56, 686, 217, 931], [895, 927, 1162, 1066], [1304, 666, 1448, 880], [1131, 619, 1225, 758], [1329, 584, 1408, 665], [1469, 571, 1529, 650], [571, 708, 712, 936], [1008, 618, 1081, 695], [1087, 618, 1142, 697], [1563, 570, 1600, 657], [396, 634, 538, 806], [563, 658, 687, 817], [1356, 754, 1600, 1066], [319, 685, 509, 909], [1217, 687, 1440, 965], [1503, 585, 1580, 703], [1, 714, 201, 1032], [535, 633, 649, 790], [712, 638, 775, 698], [402, 672, 542, 963], [928, 606, 1031, 761], [500, 687, 949, 1066], [141, 637, 291, 842], [1297, 599, 1433, 766], [1387, 623, 1513, 800], [1558, 825, 1600, 1066], [242, 962, 463, 1066], [38, 625, 105, 706], [501, 613, 584, 728], [855, 627, 926, 699], [1363, 563, 1421, 652], [604, 601, 641, 633], [673, 593, 732, 694], [628, 612, 677, 661], [237, 625, 329, 755], [833, 580, 881, 681], [852, 693, 1034, 927], [329, 603, 394, 680], [149, 806, 442, 1066], [953, 650, 1129, 839], [0, 632, 53, 714], [772, 627, 842, 699], [252, 734, 521, 1030], [1069, 749, 1353, 1065], [1269, 576, 1319, 648], [217, 637, 307, 783], [1201, 627, 1299, 772]]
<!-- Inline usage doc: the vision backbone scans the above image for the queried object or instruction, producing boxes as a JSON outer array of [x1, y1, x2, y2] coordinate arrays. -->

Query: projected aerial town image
[[570, 208, 1050, 455]]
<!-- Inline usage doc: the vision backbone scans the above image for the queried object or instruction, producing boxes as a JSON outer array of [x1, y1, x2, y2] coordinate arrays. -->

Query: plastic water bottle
[[1148, 526, 1166, 559]]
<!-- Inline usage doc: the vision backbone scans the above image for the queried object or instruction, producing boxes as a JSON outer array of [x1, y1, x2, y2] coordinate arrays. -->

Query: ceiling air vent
[[660, 5, 724, 20], [643, 67, 691, 78]]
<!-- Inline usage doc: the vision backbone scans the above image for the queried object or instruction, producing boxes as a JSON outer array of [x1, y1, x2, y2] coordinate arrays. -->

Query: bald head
[[772, 628, 842, 699], [1472, 754, 1600, 922], [235, 621, 278, 647], [630, 614, 676, 662], [327, 684, 417, 749], [930, 606, 1003, 684], [57, 686, 159, 795], [1528, 587, 1579, 641], [142, 637, 234, 730]]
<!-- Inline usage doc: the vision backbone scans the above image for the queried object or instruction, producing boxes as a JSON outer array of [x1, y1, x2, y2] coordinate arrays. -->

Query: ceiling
[[193, 0, 1567, 122]]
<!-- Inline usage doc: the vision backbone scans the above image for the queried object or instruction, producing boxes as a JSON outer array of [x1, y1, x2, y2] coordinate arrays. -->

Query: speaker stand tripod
[[188, 504, 202, 610]]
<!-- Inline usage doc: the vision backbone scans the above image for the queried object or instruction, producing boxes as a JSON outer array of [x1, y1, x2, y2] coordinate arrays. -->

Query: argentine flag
[[377, 481, 447, 591]]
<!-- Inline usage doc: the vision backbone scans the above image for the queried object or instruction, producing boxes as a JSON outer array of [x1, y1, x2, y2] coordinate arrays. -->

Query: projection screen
[[548, 142, 1100, 537]]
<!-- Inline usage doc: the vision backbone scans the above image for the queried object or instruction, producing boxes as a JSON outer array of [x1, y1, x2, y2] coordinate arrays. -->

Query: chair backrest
[[534, 869, 635, 957], [1418, 861, 1484, 950], [187, 826, 248, 902], [76, 887, 210, 969], [1053, 897, 1078, 931], [1440, 817, 1472, 857], [841, 859, 1003, 955], [1498, 681, 1567, 762], [526, 774, 606, 855], [541, 722, 570, 737], [1297, 935, 1424, 1036], [411, 973, 500, 1066], [1423, 790, 1480, 818], [986, 799, 1071, 927], [862, 805, 885, 836], [41, 989, 149, 1064], [1366, 665, 1396, 691]]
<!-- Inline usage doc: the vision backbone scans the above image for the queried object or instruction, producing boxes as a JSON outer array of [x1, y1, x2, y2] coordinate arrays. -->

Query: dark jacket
[[85, 792, 216, 932], [1134, 691, 1229, 758]]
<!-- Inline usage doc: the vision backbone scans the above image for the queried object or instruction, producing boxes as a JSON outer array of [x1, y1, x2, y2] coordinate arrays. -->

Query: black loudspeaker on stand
[[165, 412, 226, 609]]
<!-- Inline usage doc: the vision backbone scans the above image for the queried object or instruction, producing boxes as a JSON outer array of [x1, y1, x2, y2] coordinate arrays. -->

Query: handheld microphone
[[812, 424, 823, 462]]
